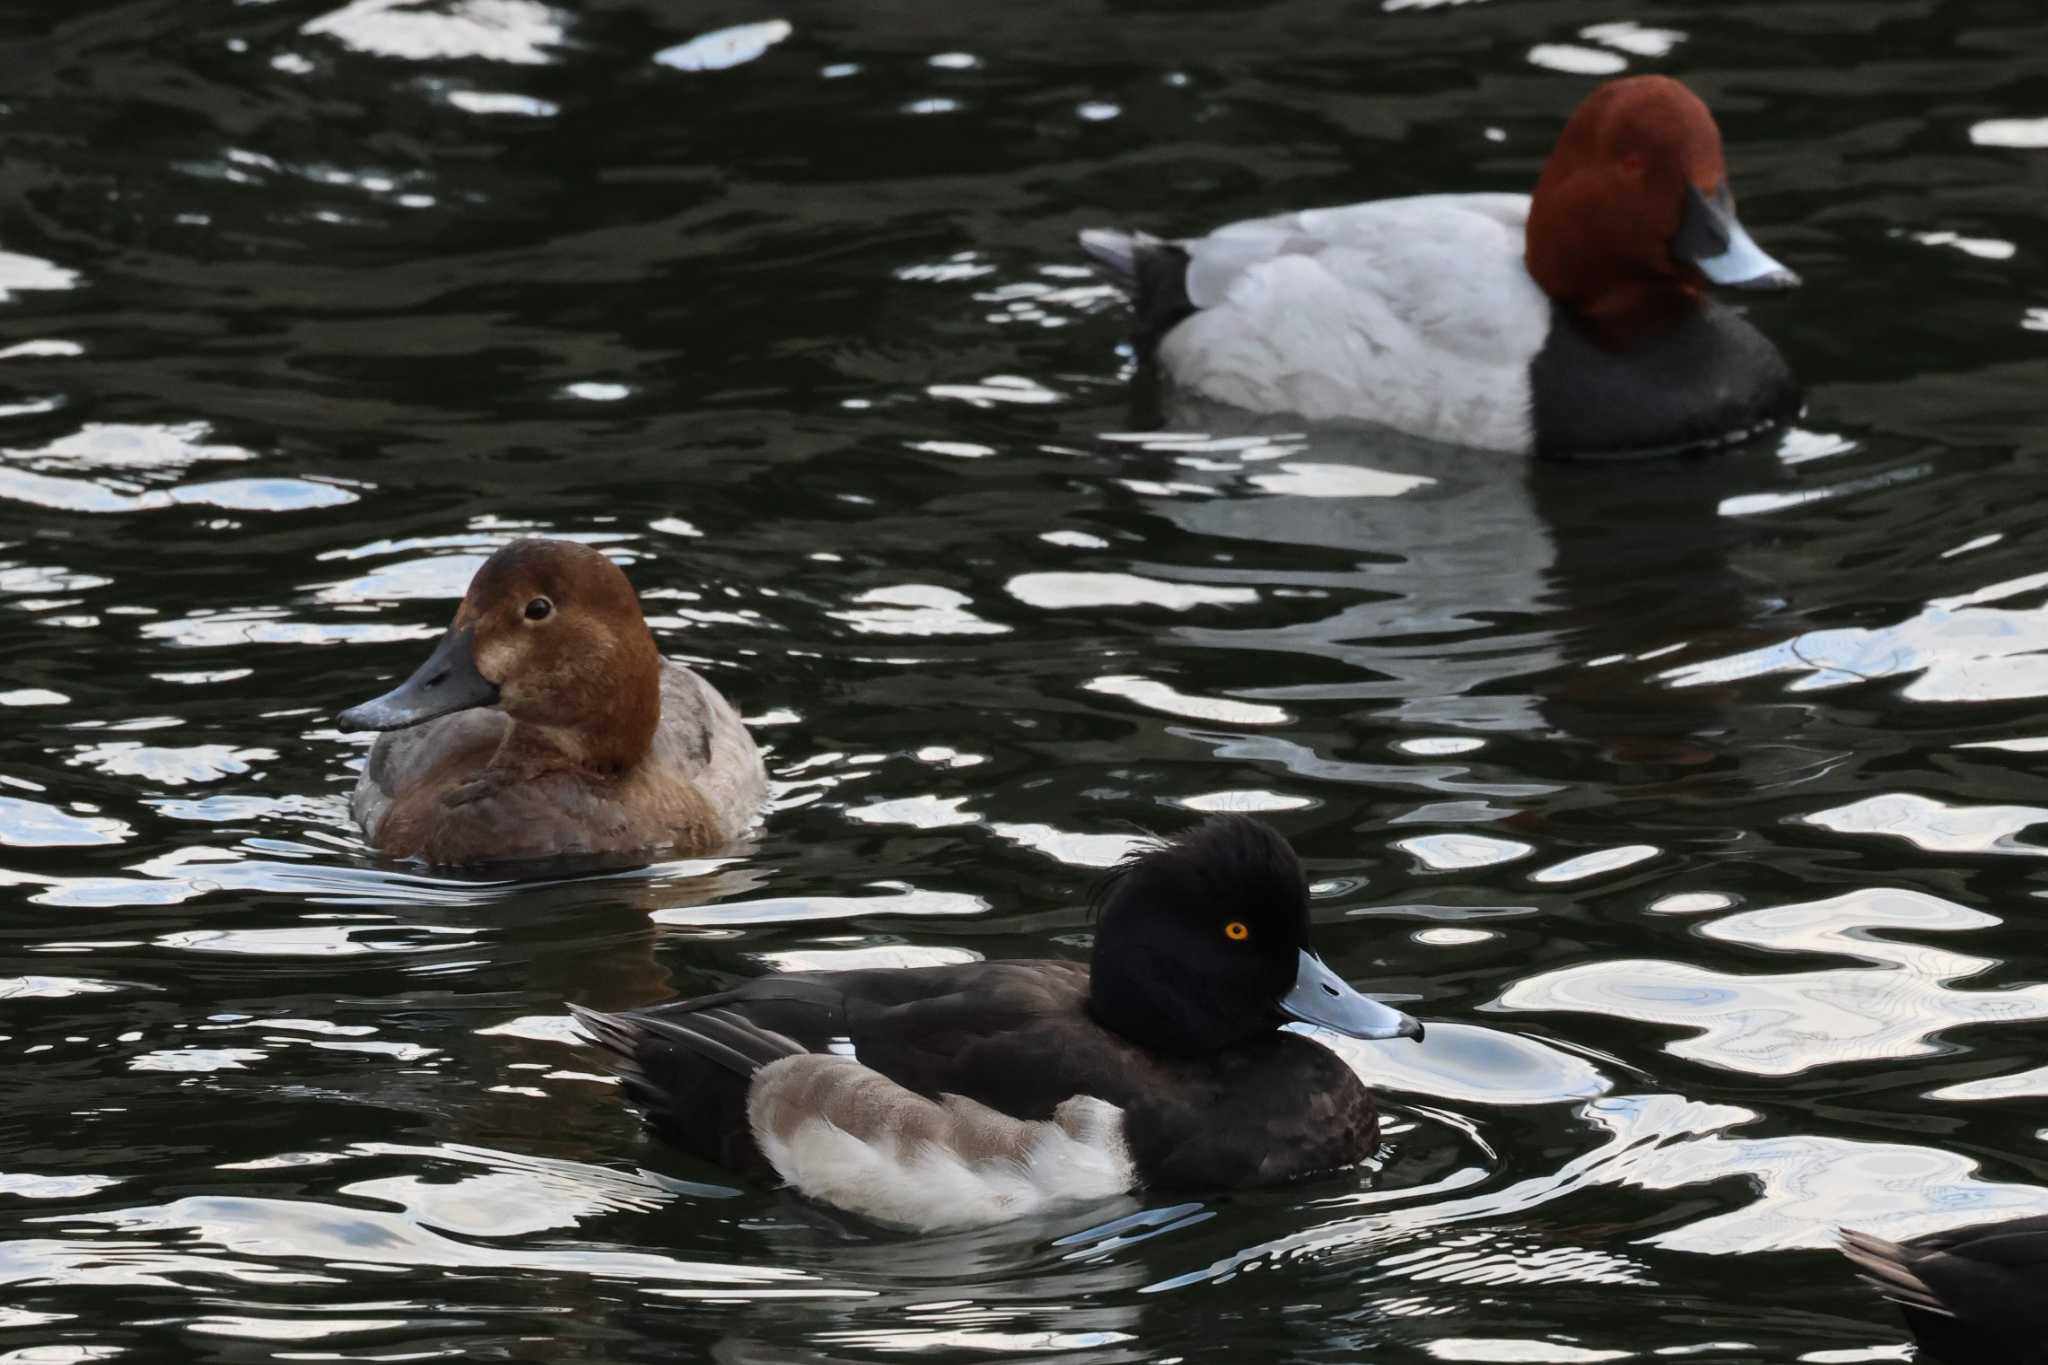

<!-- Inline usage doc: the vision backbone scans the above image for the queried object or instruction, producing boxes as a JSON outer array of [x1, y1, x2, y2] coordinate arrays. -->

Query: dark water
[[3, 0, 2048, 1360]]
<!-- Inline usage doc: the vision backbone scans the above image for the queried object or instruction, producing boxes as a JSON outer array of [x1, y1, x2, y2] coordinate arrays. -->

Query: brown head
[[1524, 76, 1798, 341], [338, 539, 663, 776]]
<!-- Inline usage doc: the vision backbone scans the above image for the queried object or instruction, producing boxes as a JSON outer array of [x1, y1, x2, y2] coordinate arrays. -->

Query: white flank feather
[[1155, 192, 1551, 452], [747, 1055, 1135, 1232]]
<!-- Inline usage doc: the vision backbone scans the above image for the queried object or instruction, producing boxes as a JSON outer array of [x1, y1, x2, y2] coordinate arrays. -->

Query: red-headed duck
[[570, 815, 1423, 1232], [337, 539, 766, 867], [1080, 75, 1801, 458]]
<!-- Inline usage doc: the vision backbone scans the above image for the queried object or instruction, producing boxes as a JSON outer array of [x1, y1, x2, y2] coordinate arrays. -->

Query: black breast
[[1121, 1035, 1379, 1190], [1529, 300, 1800, 460]]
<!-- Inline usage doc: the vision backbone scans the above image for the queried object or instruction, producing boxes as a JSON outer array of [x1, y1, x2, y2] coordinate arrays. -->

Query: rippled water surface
[[4, 1, 2048, 1360]]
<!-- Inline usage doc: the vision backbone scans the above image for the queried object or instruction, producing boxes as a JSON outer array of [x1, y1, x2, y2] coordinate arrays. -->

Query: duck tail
[[1077, 228, 1196, 350], [1078, 228, 1144, 285], [1837, 1228, 1954, 1316], [568, 1002, 805, 1174]]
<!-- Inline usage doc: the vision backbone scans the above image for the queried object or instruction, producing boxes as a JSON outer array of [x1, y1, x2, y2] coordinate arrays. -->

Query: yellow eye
[[1224, 921, 1249, 941]]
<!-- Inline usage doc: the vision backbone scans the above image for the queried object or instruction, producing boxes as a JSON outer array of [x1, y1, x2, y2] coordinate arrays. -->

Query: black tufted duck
[[570, 814, 1424, 1231]]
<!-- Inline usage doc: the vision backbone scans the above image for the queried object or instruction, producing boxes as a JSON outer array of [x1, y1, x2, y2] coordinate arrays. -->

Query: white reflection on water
[[652, 886, 986, 927], [845, 794, 980, 830], [832, 584, 1008, 636], [19, 1192, 836, 1291], [1974, 118, 2048, 147], [0, 421, 356, 517], [1244, 462, 1433, 498], [0, 978, 126, 1001], [1085, 674, 1287, 725], [0, 251, 76, 299], [1178, 788, 1312, 812], [0, 1172, 121, 1200], [6, 837, 682, 911], [1320, 1020, 1609, 1107], [341, 1141, 678, 1234], [1425, 1335, 1630, 1361], [445, 88, 557, 116], [1526, 43, 1628, 76], [1395, 833, 1533, 872], [155, 924, 477, 957], [1661, 568, 2048, 701], [0, 797, 131, 848], [815, 1327, 1136, 1353], [142, 612, 429, 649], [0, 422, 351, 516], [1580, 19, 1685, 55], [1006, 572, 1256, 611], [69, 743, 275, 788], [1805, 791, 2048, 855], [1932, 1062, 2048, 1101], [1498, 887, 2048, 1076], [129, 1047, 268, 1073], [8, 422, 250, 471], [654, 19, 792, 73], [1527, 845, 1658, 884], [303, 0, 566, 64], [0, 689, 66, 706], [1151, 1091, 2048, 1293], [989, 822, 1145, 868], [750, 943, 981, 973]]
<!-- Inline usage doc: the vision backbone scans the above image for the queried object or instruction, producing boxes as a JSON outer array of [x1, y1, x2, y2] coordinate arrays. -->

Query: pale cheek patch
[[747, 1055, 1135, 1233]]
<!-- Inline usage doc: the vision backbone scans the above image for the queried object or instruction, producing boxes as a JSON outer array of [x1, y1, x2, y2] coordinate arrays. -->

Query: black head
[[1086, 815, 1422, 1055]]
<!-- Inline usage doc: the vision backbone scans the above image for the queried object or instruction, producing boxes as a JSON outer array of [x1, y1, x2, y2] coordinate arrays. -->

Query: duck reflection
[[1106, 398, 1796, 840]]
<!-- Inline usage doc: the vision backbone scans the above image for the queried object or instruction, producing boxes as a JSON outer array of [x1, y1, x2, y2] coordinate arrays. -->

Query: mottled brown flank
[[351, 540, 765, 866], [1526, 75, 1730, 342]]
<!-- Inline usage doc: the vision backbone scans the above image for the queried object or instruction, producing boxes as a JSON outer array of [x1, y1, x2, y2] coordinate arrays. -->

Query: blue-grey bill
[[1674, 184, 1800, 291], [1280, 950, 1424, 1042], [1694, 217, 1799, 290], [336, 624, 499, 732]]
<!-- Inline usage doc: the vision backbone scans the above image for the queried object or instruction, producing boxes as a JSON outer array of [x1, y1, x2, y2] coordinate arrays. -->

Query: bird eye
[[524, 597, 553, 622], [1224, 921, 1249, 941]]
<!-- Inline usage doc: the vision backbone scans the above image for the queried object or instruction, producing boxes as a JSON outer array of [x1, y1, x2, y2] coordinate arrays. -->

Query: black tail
[[1078, 227, 1196, 351], [1838, 1228, 1949, 1316], [569, 1003, 805, 1175]]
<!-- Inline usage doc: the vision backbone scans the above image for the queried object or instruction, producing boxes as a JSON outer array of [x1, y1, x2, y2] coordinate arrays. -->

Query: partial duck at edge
[[1840, 1216, 2048, 1365]]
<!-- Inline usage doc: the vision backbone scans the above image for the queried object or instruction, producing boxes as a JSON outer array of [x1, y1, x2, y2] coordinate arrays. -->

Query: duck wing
[[349, 708, 506, 841], [571, 961, 1144, 1230], [586, 960, 1111, 1118]]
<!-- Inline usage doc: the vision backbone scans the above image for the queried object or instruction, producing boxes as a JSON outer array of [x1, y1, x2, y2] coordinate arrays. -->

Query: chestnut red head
[[1525, 76, 1797, 339], [338, 539, 664, 775]]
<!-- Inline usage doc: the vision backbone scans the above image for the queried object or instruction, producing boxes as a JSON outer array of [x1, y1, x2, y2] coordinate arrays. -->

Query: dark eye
[[1224, 921, 1249, 942], [524, 597, 553, 622]]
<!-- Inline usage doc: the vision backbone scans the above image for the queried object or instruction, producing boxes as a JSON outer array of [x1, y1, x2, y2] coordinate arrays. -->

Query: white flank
[[1156, 192, 1549, 452], [747, 1055, 1134, 1232]]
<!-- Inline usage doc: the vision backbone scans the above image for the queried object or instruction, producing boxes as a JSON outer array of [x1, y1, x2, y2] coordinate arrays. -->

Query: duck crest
[[1085, 815, 1308, 1055]]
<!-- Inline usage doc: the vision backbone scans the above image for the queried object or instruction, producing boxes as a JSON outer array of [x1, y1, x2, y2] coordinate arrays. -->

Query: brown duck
[[337, 538, 765, 866]]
